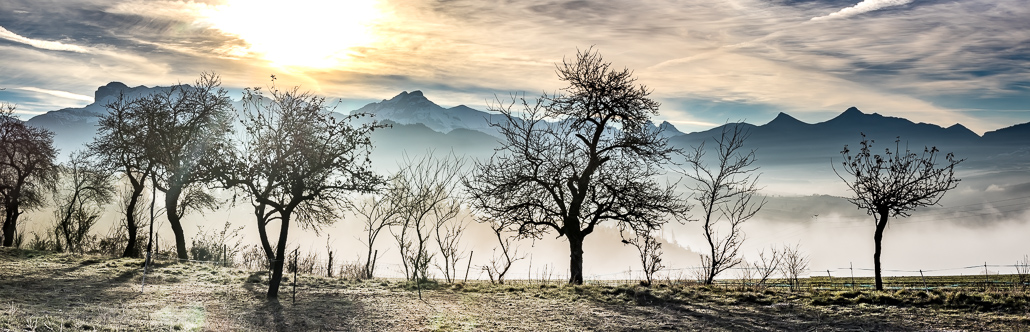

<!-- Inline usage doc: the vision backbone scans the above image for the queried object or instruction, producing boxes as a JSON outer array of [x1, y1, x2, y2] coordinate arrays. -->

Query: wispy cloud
[[810, 0, 914, 21], [0, 26, 88, 53], [14, 87, 94, 102]]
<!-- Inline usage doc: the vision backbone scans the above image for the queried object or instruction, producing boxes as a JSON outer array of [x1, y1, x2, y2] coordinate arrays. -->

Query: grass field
[[1, 248, 1029, 331]]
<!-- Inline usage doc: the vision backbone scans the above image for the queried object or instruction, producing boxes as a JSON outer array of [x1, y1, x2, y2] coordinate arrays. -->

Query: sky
[[1, 0, 1029, 134]]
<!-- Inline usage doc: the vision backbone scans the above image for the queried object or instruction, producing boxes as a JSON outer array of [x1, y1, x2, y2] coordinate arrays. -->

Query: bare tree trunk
[[254, 203, 275, 265], [165, 184, 188, 260], [122, 177, 145, 258], [568, 234, 585, 285], [873, 210, 888, 291], [268, 210, 291, 301], [1, 205, 18, 247]]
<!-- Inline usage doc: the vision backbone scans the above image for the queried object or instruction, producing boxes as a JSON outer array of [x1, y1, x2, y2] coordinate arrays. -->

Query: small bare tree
[[681, 124, 765, 285], [751, 247, 782, 288], [779, 243, 809, 292], [51, 151, 116, 253], [435, 214, 469, 283], [482, 221, 525, 285], [624, 231, 664, 286], [835, 134, 962, 290], [1015, 255, 1029, 292], [349, 192, 401, 279], [391, 152, 465, 283]]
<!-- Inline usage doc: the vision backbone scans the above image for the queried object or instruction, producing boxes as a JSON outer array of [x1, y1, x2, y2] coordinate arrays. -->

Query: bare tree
[[390, 152, 465, 283], [221, 78, 383, 301], [464, 48, 688, 284], [1016, 255, 1029, 292], [482, 220, 525, 285], [624, 231, 664, 286], [349, 193, 401, 279], [779, 243, 809, 292], [834, 134, 963, 290], [751, 247, 782, 288], [88, 93, 155, 258], [51, 151, 116, 253], [681, 124, 765, 285], [0, 103, 59, 247], [435, 214, 469, 283]]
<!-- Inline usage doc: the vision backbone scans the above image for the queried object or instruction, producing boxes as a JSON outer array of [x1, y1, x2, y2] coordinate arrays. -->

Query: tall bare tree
[[835, 134, 962, 290], [222, 78, 382, 301], [682, 125, 765, 285], [89, 93, 155, 257], [0, 104, 59, 247], [465, 48, 688, 284], [51, 151, 115, 253]]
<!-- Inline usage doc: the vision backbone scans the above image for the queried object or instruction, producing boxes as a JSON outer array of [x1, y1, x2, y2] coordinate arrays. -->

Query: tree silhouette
[[465, 48, 688, 284], [0, 103, 58, 247], [134, 73, 234, 260], [681, 125, 765, 284], [89, 93, 155, 257], [223, 79, 382, 301], [835, 134, 962, 290]]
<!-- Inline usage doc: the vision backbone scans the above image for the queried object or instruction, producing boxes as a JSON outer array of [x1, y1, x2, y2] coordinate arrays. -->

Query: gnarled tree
[[0, 104, 59, 247], [136, 73, 233, 260], [465, 48, 688, 284], [223, 79, 382, 301], [835, 134, 962, 290]]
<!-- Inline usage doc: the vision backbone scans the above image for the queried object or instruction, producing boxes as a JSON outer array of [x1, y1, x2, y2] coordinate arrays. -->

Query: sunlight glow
[[201, 0, 384, 69]]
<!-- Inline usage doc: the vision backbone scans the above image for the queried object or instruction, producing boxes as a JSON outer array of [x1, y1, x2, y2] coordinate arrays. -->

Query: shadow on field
[[239, 272, 367, 331]]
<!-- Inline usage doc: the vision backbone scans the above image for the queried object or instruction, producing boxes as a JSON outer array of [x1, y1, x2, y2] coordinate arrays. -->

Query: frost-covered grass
[[1, 248, 1028, 331]]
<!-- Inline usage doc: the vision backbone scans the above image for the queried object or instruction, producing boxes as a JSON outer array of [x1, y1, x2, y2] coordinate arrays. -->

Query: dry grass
[[2, 248, 1029, 331]]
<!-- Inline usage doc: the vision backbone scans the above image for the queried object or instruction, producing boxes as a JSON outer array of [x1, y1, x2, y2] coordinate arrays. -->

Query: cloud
[[0, 25, 88, 53], [14, 87, 93, 102], [810, 0, 914, 21]]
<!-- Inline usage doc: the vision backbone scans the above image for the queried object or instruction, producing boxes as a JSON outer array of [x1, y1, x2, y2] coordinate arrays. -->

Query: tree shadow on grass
[[240, 273, 368, 331]]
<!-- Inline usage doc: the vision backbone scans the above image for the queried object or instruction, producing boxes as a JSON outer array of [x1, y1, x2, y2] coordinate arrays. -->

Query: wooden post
[[223, 244, 228, 267], [826, 269, 832, 290], [919, 270, 927, 290], [464, 251, 473, 283], [293, 248, 299, 304], [984, 262, 990, 290], [850, 262, 855, 291]]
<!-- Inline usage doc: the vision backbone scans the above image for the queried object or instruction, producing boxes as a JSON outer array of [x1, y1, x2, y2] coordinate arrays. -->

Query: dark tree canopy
[[139, 73, 235, 260], [0, 104, 59, 247], [89, 93, 156, 257], [223, 78, 383, 300], [465, 48, 688, 284], [835, 134, 963, 290]]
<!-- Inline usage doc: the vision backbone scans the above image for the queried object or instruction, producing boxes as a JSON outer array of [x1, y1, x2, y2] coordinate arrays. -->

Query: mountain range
[[23, 82, 1030, 176]]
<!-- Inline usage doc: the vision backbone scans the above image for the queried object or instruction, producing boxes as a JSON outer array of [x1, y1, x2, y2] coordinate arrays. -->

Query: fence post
[[464, 251, 473, 283], [984, 262, 989, 290], [919, 269, 927, 290], [293, 248, 299, 304], [223, 244, 228, 267], [850, 262, 855, 291]]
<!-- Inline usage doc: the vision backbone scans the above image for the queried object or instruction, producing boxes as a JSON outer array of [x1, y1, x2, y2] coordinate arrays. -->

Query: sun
[[201, 0, 384, 69]]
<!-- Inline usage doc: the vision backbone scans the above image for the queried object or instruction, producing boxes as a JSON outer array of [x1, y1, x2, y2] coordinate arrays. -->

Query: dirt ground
[[1, 249, 1028, 331]]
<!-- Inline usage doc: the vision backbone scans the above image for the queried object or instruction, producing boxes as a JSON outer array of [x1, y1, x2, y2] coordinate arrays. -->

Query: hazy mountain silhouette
[[670, 106, 1027, 168], [352, 90, 508, 137], [22, 83, 1030, 173]]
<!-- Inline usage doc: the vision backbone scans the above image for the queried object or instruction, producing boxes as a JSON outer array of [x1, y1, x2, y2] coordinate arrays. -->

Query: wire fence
[[142, 246, 1030, 293]]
